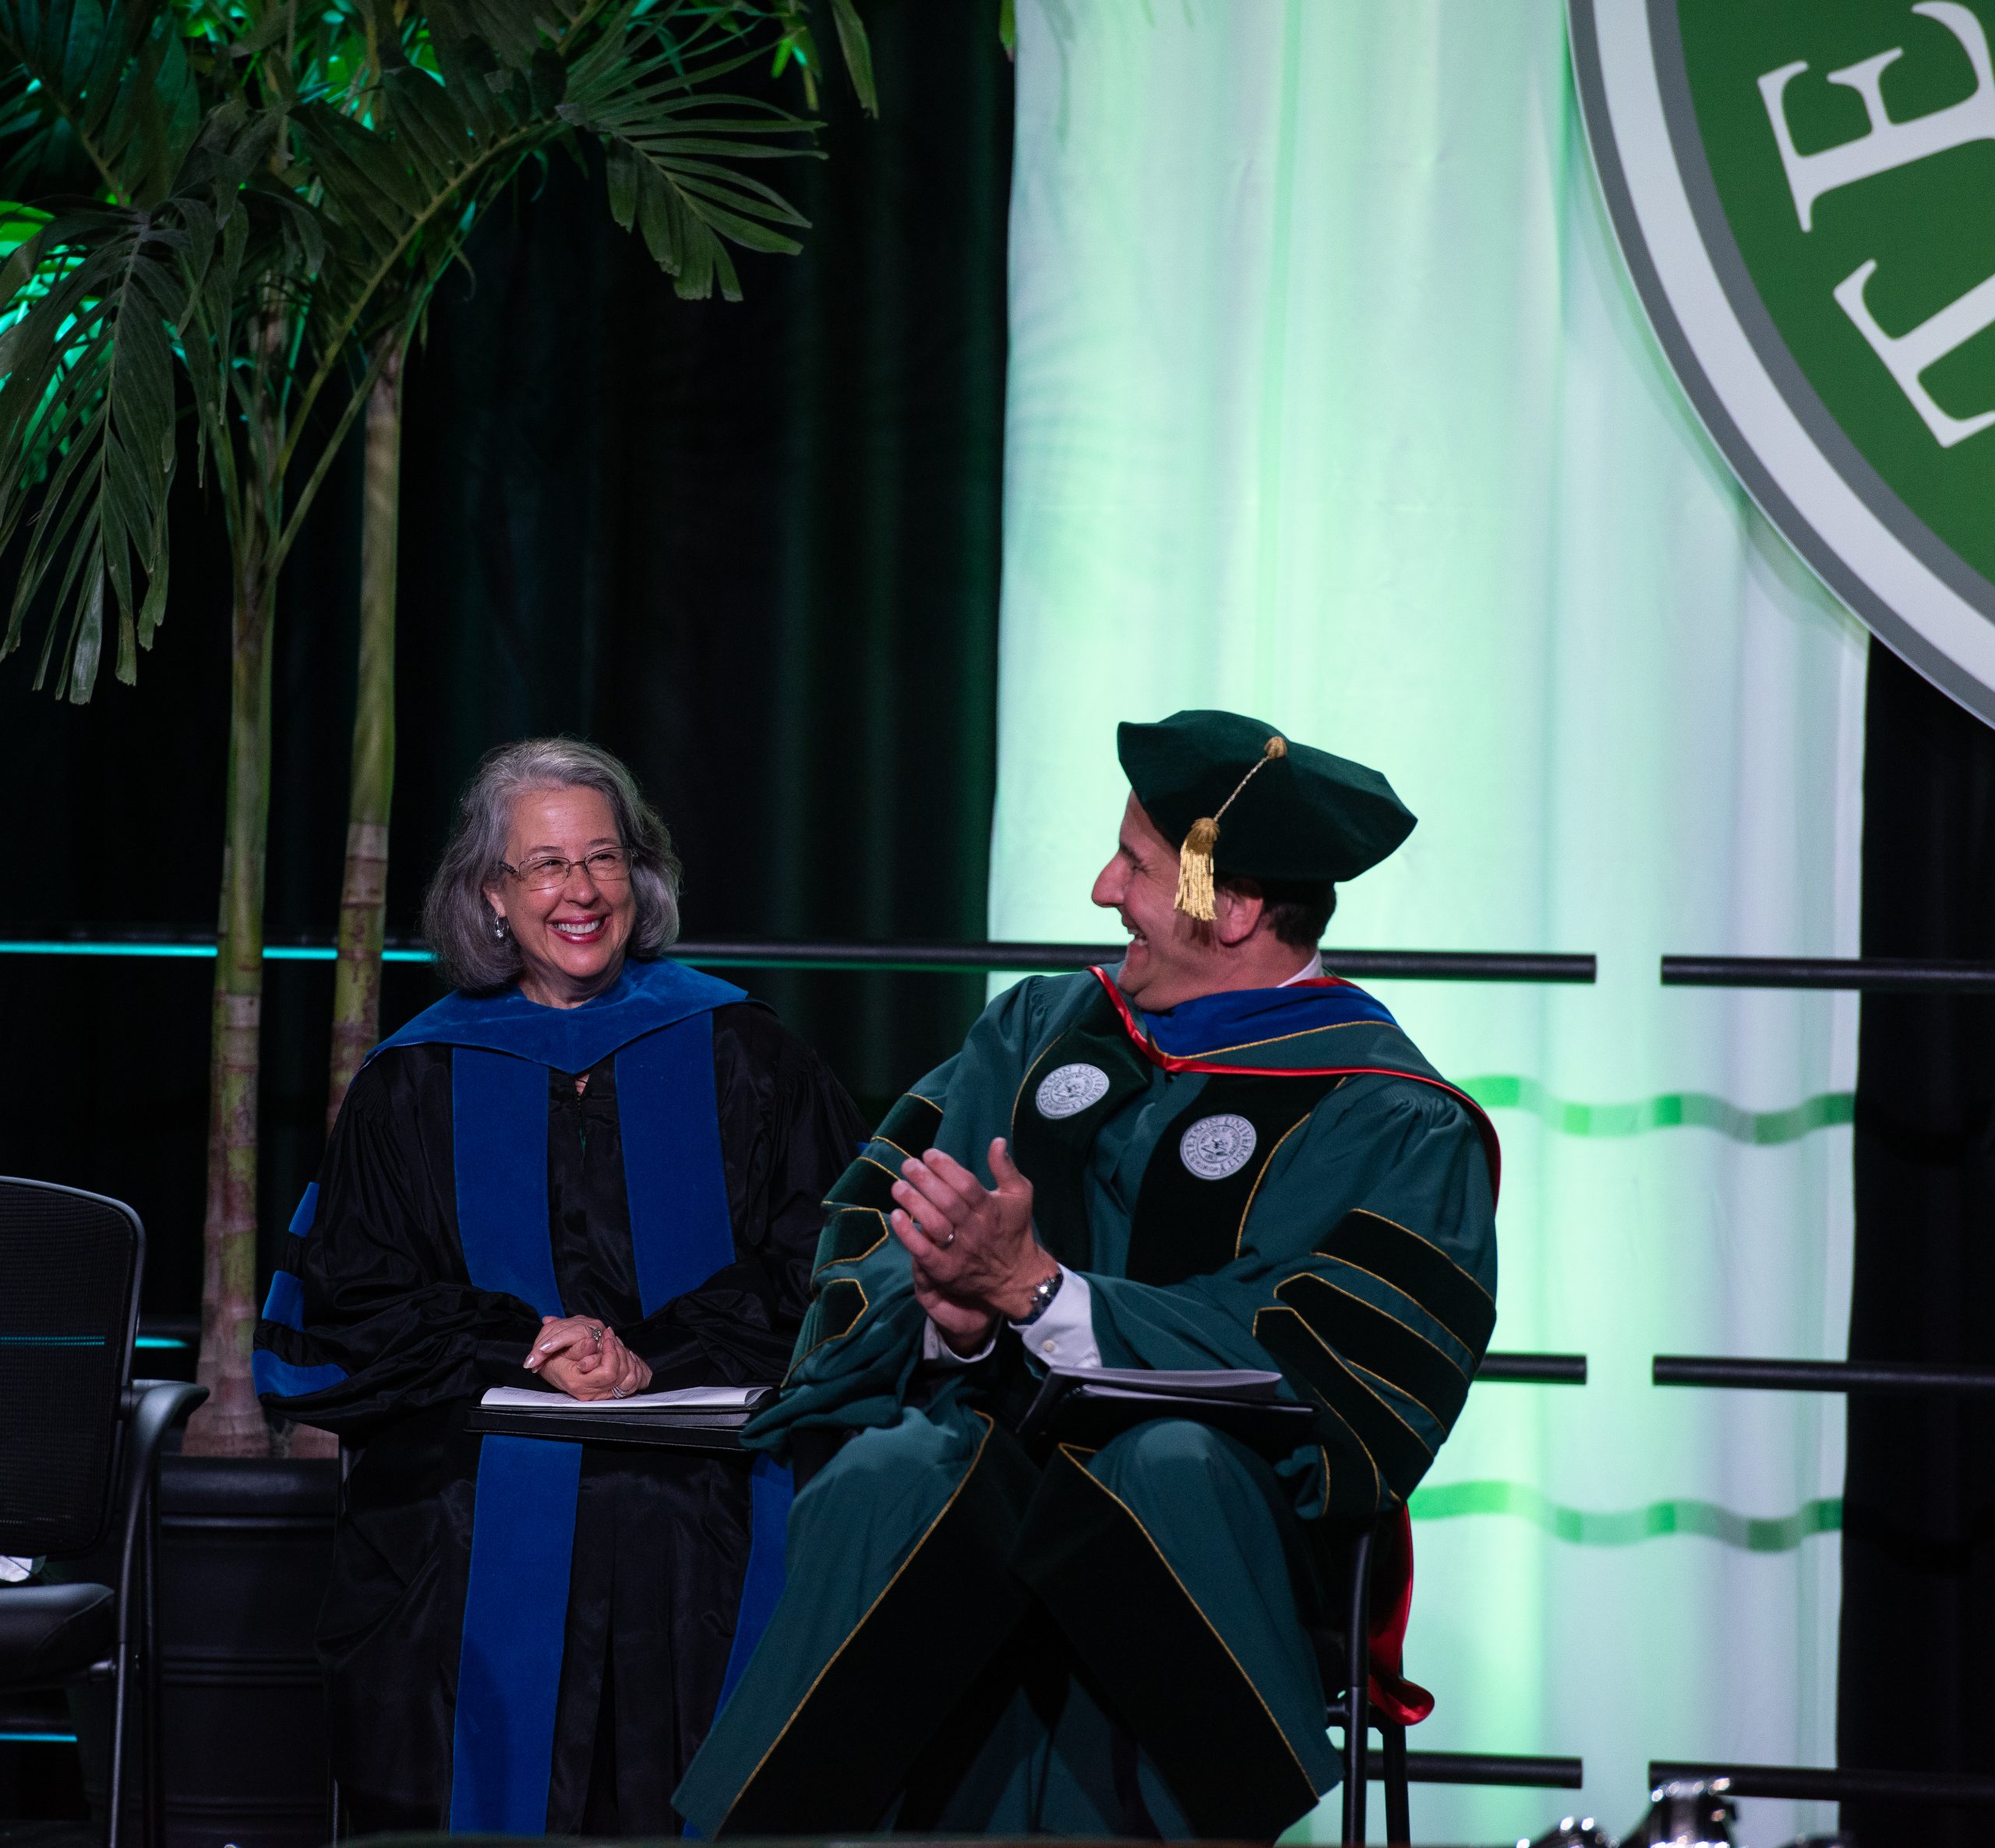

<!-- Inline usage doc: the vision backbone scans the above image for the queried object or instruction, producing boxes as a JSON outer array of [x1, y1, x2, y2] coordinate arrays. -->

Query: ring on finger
[[590, 1325, 606, 1345], [940, 1229, 956, 1249]]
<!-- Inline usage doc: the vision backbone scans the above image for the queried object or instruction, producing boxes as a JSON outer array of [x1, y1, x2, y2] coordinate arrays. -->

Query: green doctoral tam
[[1115, 709, 1417, 919]]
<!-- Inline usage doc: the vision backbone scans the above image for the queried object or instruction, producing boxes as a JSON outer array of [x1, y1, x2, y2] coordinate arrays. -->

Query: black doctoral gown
[[253, 998, 865, 1835]]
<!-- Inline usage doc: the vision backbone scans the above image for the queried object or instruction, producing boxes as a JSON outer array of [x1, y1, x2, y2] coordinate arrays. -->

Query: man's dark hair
[[1220, 877, 1337, 950]]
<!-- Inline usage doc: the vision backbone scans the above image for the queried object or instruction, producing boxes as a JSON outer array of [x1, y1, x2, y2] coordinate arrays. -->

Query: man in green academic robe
[[674, 710, 1499, 1840]]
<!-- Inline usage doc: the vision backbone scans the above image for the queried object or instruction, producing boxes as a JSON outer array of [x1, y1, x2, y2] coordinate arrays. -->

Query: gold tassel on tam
[[1175, 817, 1220, 920], [1173, 734, 1287, 920]]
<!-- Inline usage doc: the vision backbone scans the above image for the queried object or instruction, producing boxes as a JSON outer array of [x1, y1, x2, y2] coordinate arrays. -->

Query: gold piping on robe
[[1052, 1443, 1326, 1803], [718, 1411, 1001, 1832]]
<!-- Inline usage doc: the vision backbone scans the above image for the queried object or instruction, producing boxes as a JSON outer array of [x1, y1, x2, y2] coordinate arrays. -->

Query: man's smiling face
[[1089, 793, 1213, 1011]]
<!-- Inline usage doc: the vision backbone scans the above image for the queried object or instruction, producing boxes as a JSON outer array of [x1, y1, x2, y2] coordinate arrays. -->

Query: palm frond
[[0, 203, 204, 696], [768, 0, 875, 115], [562, 20, 820, 300], [824, 0, 874, 112], [0, 93, 302, 698], [0, 0, 203, 203], [0, 0, 866, 700]]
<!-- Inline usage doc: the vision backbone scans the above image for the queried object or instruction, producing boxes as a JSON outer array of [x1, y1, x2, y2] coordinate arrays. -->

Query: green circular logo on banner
[[1571, 0, 1995, 719]]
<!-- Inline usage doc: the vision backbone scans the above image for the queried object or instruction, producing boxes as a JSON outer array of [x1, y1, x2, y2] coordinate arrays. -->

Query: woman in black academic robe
[[253, 739, 864, 1835]]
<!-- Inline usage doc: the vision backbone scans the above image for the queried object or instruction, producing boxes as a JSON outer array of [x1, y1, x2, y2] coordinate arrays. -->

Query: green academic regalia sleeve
[[747, 978, 1081, 1453], [1080, 1073, 1496, 1518]]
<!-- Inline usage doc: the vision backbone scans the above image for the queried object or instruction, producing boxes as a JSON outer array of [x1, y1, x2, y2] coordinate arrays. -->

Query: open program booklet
[[478, 1384, 776, 1414], [1018, 1364, 1310, 1454], [1036, 1365, 1287, 1401]]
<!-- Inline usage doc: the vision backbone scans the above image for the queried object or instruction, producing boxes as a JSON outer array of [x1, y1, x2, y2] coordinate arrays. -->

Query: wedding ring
[[589, 1325, 605, 1345], [612, 1386, 629, 1399]]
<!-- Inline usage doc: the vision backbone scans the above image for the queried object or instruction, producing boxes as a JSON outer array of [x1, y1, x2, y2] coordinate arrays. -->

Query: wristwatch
[[1015, 1265, 1065, 1327]]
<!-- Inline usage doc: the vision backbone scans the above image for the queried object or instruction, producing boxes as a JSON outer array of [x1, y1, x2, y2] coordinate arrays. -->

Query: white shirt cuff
[[1012, 1270, 1101, 1369], [922, 1316, 997, 1365], [920, 1270, 1103, 1369]]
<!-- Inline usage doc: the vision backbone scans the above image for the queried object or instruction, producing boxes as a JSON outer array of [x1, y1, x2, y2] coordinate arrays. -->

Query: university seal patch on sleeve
[[1036, 1062, 1112, 1118], [1180, 1114, 1258, 1180], [1570, 0, 1995, 723]]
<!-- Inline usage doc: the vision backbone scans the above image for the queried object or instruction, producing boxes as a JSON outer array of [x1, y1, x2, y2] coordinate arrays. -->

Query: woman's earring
[[493, 914, 511, 942]]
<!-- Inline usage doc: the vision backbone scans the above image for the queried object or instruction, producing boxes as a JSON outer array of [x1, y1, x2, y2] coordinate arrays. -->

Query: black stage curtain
[[1839, 640, 1995, 1847], [0, 0, 1013, 1327]]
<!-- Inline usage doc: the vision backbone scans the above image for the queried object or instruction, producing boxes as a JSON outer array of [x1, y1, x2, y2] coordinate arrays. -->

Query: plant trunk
[[288, 345, 403, 1465], [184, 534, 278, 1458], [326, 344, 402, 1138]]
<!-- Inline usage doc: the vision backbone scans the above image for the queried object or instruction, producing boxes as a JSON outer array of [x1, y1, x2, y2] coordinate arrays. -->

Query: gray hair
[[422, 737, 683, 992]]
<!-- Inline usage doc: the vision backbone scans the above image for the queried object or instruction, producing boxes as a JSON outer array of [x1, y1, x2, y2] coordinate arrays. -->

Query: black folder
[[466, 1387, 778, 1453], [1017, 1365, 1316, 1458]]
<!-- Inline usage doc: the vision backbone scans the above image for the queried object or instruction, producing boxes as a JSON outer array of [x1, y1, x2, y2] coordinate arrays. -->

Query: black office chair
[[1319, 1507, 1421, 1847], [0, 1178, 207, 1848]]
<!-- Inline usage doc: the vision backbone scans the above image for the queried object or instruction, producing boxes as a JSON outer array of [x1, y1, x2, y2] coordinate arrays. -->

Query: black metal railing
[[680, 941, 1598, 981], [1655, 1355, 1995, 1395], [38, 933, 1995, 989], [0, 931, 1598, 982], [1386, 1751, 1584, 1789], [1650, 1356, 1995, 1811], [1662, 954, 1995, 992], [1481, 1353, 1587, 1384], [1651, 1761, 1995, 1806]]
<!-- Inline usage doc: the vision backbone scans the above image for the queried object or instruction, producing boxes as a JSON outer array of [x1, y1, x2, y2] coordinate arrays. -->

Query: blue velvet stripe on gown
[[436, 977, 761, 1832], [252, 1183, 348, 1397], [447, 1047, 584, 1834]]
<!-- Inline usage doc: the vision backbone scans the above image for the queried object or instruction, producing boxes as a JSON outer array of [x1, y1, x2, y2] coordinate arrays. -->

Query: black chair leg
[[1382, 1719, 1410, 1844], [330, 1440, 351, 1845], [1342, 1713, 1371, 1844], [104, 1641, 132, 1848], [143, 1478, 162, 1848], [1340, 1525, 1374, 1846]]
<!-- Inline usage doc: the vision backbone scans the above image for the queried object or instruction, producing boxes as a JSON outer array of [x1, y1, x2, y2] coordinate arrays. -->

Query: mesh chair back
[[0, 1178, 143, 1556]]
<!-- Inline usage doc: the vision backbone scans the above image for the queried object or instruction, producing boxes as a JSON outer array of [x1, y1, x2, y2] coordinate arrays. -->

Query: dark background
[[1840, 642, 1995, 1848], [0, 0, 1015, 1329]]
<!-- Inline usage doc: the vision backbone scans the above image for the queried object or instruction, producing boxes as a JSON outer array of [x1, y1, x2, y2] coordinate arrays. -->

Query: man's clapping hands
[[888, 1136, 1058, 1355]]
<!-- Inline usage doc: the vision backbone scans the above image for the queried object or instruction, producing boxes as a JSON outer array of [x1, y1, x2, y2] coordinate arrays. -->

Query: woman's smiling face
[[482, 784, 637, 1008]]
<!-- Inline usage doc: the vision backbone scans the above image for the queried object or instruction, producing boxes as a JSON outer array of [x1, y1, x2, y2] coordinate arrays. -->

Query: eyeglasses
[[500, 847, 633, 892]]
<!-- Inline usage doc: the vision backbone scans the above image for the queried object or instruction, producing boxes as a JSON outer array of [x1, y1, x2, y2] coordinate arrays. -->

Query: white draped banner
[[992, 4, 1867, 1840]]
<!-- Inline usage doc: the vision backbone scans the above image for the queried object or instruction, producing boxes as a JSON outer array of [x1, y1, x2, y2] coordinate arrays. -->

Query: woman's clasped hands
[[524, 1313, 654, 1401]]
